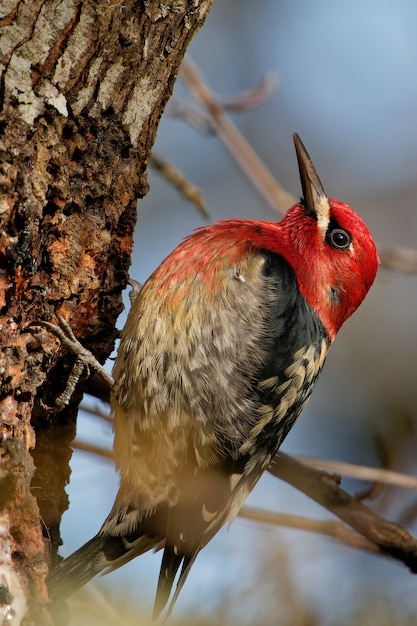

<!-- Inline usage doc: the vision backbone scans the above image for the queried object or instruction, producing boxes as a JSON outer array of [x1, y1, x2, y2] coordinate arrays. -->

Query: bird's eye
[[327, 228, 351, 250]]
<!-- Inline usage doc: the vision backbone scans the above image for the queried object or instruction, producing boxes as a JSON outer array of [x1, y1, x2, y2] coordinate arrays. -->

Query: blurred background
[[61, 1, 417, 624]]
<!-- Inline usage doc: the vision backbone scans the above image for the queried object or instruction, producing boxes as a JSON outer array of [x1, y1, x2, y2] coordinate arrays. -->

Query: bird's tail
[[47, 534, 125, 602], [153, 546, 198, 621], [47, 532, 162, 603]]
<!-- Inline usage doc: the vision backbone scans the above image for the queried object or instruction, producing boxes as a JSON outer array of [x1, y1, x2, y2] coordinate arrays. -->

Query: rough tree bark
[[0, 1, 213, 623]]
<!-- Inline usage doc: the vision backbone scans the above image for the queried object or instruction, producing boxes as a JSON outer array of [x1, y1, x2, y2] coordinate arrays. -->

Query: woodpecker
[[47, 134, 378, 619]]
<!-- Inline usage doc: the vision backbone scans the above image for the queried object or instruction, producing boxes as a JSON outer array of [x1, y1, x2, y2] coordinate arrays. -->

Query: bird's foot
[[29, 314, 114, 408]]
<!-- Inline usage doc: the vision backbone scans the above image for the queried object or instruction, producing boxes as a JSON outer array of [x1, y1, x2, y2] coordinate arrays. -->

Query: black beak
[[293, 133, 330, 224]]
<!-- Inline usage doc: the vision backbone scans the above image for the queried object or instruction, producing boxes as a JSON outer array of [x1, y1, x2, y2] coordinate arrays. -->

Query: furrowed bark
[[0, 1, 213, 623]]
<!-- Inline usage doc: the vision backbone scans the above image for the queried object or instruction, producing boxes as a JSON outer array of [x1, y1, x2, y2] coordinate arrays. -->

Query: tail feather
[[47, 532, 163, 603], [152, 461, 255, 619], [164, 553, 198, 622], [152, 547, 183, 620], [152, 547, 198, 621], [47, 535, 113, 602], [48, 461, 255, 617]]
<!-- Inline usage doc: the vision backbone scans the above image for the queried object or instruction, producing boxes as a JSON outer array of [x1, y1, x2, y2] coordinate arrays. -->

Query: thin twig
[[298, 456, 417, 491], [79, 402, 112, 423], [180, 56, 295, 214], [168, 98, 214, 133], [169, 72, 279, 132], [378, 244, 417, 273], [214, 73, 280, 112], [239, 505, 380, 553], [150, 154, 208, 218], [72, 440, 114, 460]]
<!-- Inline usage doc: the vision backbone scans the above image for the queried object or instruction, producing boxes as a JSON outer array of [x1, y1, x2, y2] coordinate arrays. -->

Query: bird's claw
[[29, 315, 114, 408]]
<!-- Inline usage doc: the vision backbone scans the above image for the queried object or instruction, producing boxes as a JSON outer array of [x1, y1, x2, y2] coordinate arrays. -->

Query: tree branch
[[298, 455, 417, 491], [239, 505, 381, 554], [268, 453, 417, 572], [179, 56, 296, 213]]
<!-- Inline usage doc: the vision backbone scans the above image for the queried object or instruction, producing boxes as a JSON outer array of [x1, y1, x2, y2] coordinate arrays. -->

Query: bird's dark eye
[[327, 228, 351, 250]]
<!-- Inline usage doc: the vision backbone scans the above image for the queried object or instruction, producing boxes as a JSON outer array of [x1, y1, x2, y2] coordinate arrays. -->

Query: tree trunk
[[0, 1, 213, 623]]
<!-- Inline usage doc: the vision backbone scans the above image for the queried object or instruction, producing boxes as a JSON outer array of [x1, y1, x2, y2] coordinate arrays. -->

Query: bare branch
[[269, 453, 417, 572], [298, 455, 417, 491], [150, 155, 209, 218], [78, 403, 112, 423], [71, 440, 114, 461], [169, 72, 279, 132], [239, 505, 380, 554], [215, 73, 280, 112], [180, 56, 295, 214], [378, 244, 417, 273]]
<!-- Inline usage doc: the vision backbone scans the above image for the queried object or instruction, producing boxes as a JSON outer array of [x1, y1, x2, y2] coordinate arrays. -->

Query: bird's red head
[[154, 134, 378, 344], [276, 134, 379, 340], [277, 200, 378, 340]]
